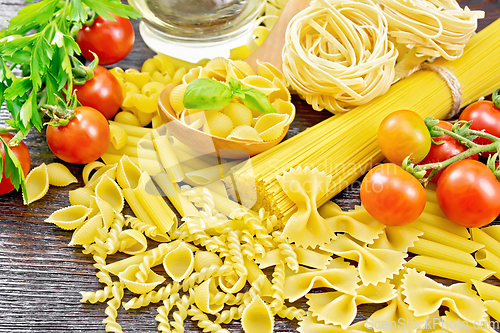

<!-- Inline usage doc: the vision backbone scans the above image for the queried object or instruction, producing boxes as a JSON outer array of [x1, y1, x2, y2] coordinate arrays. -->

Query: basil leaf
[[240, 87, 277, 114], [183, 78, 233, 110]]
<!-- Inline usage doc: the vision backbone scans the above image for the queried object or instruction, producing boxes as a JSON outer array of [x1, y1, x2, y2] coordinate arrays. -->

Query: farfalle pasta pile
[[168, 58, 295, 143], [43, 144, 500, 332]]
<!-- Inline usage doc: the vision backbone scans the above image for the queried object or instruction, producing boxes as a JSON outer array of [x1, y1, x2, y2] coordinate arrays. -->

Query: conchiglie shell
[[82, 161, 106, 185], [182, 66, 207, 84], [273, 99, 296, 125], [149, 233, 172, 243], [203, 112, 233, 138], [94, 175, 124, 213], [69, 187, 94, 207], [180, 109, 205, 129], [256, 60, 286, 86], [205, 57, 229, 72], [226, 62, 247, 81], [227, 125, 263, 142], [118, 229, 148, 255], [45, 205, 92, 230], [268, 76, 291, 103], [88, 195, 100, 218], [118, 264, 165, 294], [69, 214, 103, 245], [218, 273, 247, 293], [85, 164, 117, 191], [24, 163, 49, 205], [109, 124, 128, 150], [231, 60, 255, 77], [114, 111, 141, 127], [92, 195, 115, 228], [46, 163, 77, 187], [194, 251, 223, 273], [169, 83, 188, 116], [194, 278, 224, 314], [241, 75, 279, 96], [142, 81, 165, 95], [222, 103, 252, 127], [203, 67, 227, 82], [254, 113, 288, 141], [163, 242, 194, 282], [117, 155, 142, 189], [241, 295, 274, 333]]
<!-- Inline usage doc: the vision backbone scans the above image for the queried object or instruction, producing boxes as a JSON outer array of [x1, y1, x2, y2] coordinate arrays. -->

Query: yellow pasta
[[123, 68, 151, 89], [45, 205, 92, 230], [46, 163, 77, 187], [24, 163, 49, 205], [118, 264, 165, 294], [118, 229, 148, 255], [241, 295, 274, 333], [484, 300, 500, 323], [203, 112, 234, 138], [227, 125, 264, 142], [152, 134, 184, 182], [408, 238, 477, 266], [94, 175, 124, 213], [482, 225, 500, 242], [153, 53, 176, 77], [163, 242, 194, 282], [405, 256, 495, 282], [222, 103, 253, 127], [475, 249, 500, 280], [113, 111, 141, 127], [109, 124, 128, 150], [254, 113, 288, 141], [69, 187, 94, 207], [240, 75, 279, 96], [69, 214, 103, 246], [471, 227, 500, 259], [169, 83, 189, 116]]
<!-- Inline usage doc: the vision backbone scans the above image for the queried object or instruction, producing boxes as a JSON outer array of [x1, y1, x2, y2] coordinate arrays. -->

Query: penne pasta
[[471, 280, 500, 303], [482, 225, 500, 243], [184, 160, 241, 186], [108, 120, 153, 138], [153, 173, 200, 217], [408, 238, 477, 266], [101, 153, 162, 175], [471, 228, 500, 259], [153, 135, 185, 182], [417, 211, 470, 239], [484, 300, 500, 323], [405, 256, 495, 282], [475, 249, 500, 280], [122, 188, 157, 228], [411, 220, 484, 253]]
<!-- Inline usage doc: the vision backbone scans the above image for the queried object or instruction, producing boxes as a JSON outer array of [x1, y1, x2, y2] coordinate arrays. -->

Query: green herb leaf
[[239, 87, 277, 114], [69, 0, 87, 23], [0, 137, 27, 199], [7, 0, 59, 34], [3, 77, 31, 100], [82, 0, 143, 20], [183, 78, 234, 110]]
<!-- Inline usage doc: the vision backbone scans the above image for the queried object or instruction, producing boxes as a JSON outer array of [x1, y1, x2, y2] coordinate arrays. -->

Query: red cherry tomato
[[417, 121, 478, 183], [76, 14, 134, 65], [378, 110, 432, 165], [360, 163, 426, 226], [46, 106, 110, 164], [0, 134, 31, 195], [437, 159, 500, 228], [458, 100, 500, 156], [75, 66, 123, 119]]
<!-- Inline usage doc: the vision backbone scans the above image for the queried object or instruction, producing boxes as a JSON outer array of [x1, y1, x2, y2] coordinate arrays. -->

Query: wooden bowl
[[158, 82, 289, 160]]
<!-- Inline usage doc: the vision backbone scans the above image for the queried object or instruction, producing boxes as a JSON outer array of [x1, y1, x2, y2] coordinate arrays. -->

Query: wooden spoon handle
[[245, 0, 310, 72]]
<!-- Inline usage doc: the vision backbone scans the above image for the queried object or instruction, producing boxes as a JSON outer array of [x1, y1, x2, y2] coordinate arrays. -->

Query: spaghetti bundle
[[239, 18, 500, 220], [283, 0, 398, 113]]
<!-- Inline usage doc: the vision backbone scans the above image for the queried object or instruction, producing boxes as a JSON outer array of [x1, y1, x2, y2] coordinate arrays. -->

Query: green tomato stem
[[493, 87, 500, 109], [0, 127, 16, 134], [469, 129, 499, 142], [438, 127, 478, 148], [9, 125, 31, 147]]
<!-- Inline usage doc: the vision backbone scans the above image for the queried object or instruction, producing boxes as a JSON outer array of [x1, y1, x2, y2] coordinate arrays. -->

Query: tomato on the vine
[[458, 100, 500, 156], [75, 66, 123, 119], [378, 110, 431, 165], [0, 134, 31, 195], [437, 159, 500, 228], [417, 121, 478, 183], [76, 14, 134, 65], [46, 106, 110, 164], [360, 163, 426, 226]]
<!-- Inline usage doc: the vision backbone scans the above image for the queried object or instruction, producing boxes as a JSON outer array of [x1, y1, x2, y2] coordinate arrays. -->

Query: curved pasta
[[45, 205, 92, 230], [401, 268, 487, 323], [69, 187, 94, 207], [118, 229, 148, 255], [203, 112, 234, 138], [194, 278, 224, 314], [46, 163, 77, 187], [370, 225, 423, 252], [94, 175, 124, 213], [92, 195, 114, 228], [283, 0, 397, 113], [182, 66, 207, 84], [163, 242, 194, 282], [69, 214, 103, 246], [256, 60, 286, 88], [254, 113, 288, 142], [124, 68, 151, 89], [118, 263, 165, 294], [241, 295, 274, 333], [241, 75, 279, 96], [109, 124, 128, 150], [24, 163, 50, 204], [114, 110, 141, 127], [298, 313, 374, 333], [85, 164, 117, 191], [227, 125, 263, 142], [116, 155, 142, 189], [222, 103, 253, 127], [276, 166, 335, 249], [273, 99, 295, 125], [169, 83, 188, 116], [194, 251, 223, 273]]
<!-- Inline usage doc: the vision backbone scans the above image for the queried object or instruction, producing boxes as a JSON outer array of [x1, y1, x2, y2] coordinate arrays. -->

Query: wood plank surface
[[0, 1, 499, 332]]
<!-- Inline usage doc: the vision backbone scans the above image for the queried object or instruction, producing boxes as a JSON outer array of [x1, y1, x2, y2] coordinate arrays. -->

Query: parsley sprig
[[0, 0, 141, 198]]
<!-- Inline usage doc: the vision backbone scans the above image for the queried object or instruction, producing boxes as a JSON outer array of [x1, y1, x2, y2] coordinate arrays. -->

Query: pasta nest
[[283, 0, 398, 113]]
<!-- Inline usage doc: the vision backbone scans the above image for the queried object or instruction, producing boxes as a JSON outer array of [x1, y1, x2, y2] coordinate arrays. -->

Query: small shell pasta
[[203, 112, 233, 138], [227, 125, 263, 142], [24, 163, 49, 205], [222, 103, 253, 127], [118, 229, 148, 255], [254, 113, 289, 141], [193, 251, 223, 272], [118, 264, 165, 294], [45, 205, 92, 230], [94, 175, 124, 213], [169, 84, 189, 116], [163, 242, 194, 282], [46, 163, 77, 187], [241, 75, 279, 96], [69, 187, 94, 207], [241, 295, 274, 333], [69, 213, 103, 246]]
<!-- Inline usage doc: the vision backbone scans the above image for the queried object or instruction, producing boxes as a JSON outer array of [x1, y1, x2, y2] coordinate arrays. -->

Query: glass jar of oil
[[129, 0, 265, 62]]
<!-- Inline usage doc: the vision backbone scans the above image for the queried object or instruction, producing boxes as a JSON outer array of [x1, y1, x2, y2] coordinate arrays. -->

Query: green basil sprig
[[183, 77, 277, 114]]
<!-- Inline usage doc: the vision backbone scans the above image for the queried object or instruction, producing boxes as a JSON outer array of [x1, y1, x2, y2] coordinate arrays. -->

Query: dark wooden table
[[1, 1, 499, 332]]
